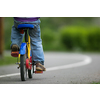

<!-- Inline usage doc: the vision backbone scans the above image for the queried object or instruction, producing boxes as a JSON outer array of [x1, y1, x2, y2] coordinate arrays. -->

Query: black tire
[[28, 65, 34, 78], [20, 55, 27, 81]]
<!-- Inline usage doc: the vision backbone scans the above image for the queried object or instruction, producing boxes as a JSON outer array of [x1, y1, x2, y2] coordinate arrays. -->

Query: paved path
[[0, 52, 100, 84]]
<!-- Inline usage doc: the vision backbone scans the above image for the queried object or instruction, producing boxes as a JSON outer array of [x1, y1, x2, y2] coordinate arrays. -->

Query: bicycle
[[11, 24, 43, 81]]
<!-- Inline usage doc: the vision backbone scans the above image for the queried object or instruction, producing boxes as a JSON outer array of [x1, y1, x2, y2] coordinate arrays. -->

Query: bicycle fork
[[17, 29, 32, 69]]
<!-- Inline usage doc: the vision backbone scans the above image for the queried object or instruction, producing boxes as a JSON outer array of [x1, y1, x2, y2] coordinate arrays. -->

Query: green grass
[[92, 81, 100, 84], [0, 56, 17, 66]]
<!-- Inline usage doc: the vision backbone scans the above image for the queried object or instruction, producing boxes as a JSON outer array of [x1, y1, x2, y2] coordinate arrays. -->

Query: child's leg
[[11, 25, 24, 49], [29, 23, 44, 65]]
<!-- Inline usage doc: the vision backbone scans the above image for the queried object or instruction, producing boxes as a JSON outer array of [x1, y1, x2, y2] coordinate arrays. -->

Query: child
[[11, 17, 46, 71]]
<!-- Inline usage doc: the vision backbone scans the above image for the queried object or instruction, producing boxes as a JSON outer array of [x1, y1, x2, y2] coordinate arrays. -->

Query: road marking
[[46, 55, 92, 71], [0, 55, 92, 78], [0, 73, 20, 78]]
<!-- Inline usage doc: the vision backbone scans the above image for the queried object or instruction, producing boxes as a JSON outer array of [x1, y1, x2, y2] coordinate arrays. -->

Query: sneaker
[[36, 63, 46, 71], [11, 44, 19, 52]]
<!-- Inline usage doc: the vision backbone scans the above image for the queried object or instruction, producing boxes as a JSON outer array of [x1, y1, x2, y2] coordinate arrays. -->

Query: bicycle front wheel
[[20, 55, 27, 81], [28, 66, 33, 78], [28, 57, 34, 79]]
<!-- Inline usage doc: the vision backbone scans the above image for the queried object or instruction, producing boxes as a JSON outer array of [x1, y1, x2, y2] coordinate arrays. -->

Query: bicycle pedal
[[35, 71, 43, 74], [11, 51, 19, 57]]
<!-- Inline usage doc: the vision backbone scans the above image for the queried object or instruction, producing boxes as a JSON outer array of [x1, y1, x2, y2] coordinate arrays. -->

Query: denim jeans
[[11, 19, 44, 65]]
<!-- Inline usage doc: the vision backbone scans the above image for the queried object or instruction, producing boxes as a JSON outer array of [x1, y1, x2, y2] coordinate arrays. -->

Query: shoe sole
[[36, 67, 46, 71]]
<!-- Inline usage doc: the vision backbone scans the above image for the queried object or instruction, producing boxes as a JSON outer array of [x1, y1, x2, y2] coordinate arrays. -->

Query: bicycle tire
[[20, 55, 27, 81], [28, 65, 33, 78]]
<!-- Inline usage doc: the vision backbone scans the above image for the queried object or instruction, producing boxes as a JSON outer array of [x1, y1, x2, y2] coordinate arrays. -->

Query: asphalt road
[[0, 52, 100, 84]]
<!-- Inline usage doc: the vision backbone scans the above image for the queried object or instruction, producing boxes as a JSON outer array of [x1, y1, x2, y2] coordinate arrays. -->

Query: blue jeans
[[11, 19, 44, 65]]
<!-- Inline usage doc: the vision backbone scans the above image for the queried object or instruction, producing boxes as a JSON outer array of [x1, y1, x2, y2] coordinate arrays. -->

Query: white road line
[[0, 73, 20, 78], [0, 55, 92, 78], [46, 55, 92, 71]]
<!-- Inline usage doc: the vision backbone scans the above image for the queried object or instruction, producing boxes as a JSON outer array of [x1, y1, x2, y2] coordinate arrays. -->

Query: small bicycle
[[11, 24, 43, 81]]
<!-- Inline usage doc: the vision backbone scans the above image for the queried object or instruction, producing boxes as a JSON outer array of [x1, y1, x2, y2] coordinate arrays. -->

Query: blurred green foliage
[[60, 26, 100, 51], [4, 17, 100, 52], [4, 17, 14, 50]]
